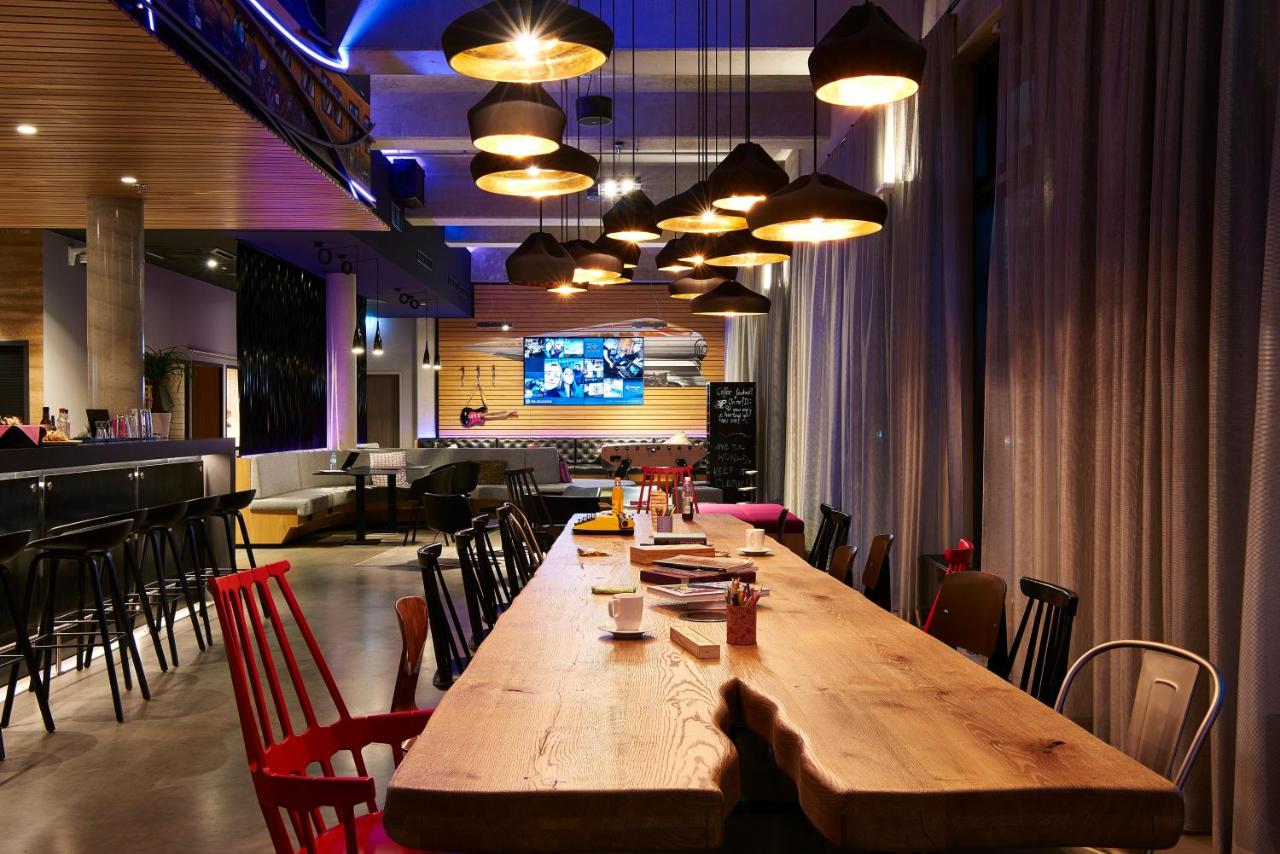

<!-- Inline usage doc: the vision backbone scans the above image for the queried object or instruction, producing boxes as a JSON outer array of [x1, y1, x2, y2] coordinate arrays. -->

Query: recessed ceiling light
[[120, 176, 138, 185], [205, 258, 219, 269], [15, 124, 37, 135]]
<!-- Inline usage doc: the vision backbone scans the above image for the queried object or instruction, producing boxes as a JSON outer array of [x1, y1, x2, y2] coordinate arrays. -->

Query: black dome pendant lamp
[[468, 83, 566, 157], [655, 237, 693, 273], [810, 1, 926, 108], [690, 277, 771, 316], [508, 200, 576, 285], [747, 0, 887, 243], [668, 263, 737, 299], [704, 229, 791, 267], [472, 144, 598, 196], [442, 0, 614, 83], [707, 0, 789, 212]]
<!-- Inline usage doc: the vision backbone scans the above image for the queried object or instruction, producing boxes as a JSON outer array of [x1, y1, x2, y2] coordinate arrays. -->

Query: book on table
[[639, 554, 757, 584], [645, 581, 771, 604]]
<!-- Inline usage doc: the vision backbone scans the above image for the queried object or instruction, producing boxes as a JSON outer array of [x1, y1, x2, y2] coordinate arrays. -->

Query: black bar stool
[[14, 519, 151, 723], [0, 530, 56, 758], [136, 500, 204, 665], [176, 496, 223, 648], [45, 511, 168, 674], [211, 489, 257, 572]]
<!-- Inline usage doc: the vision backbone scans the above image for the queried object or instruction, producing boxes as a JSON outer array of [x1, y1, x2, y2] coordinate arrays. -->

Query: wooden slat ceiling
[[0, 0, 384, 230]]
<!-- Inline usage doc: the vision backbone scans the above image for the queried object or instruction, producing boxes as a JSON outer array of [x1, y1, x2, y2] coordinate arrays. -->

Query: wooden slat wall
[[0, 0, 383, 230], [0, 230, 44, 421], [438, 284, 724, 437]]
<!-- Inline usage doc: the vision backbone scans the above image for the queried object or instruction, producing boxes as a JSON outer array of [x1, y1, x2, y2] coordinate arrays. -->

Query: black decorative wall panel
[[237, 242, 327, 455]]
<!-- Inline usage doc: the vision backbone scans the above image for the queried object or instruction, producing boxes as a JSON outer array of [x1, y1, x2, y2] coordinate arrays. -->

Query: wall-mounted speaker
[[391, 159, 426, 208]]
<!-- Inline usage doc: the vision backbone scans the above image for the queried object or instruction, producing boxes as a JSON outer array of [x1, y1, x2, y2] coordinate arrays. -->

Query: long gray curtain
[[727, 15, 972, 612], [982, 1, 1279, 849]]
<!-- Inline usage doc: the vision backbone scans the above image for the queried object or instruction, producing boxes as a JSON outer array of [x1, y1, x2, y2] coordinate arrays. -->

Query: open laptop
[[338, 451, 359, 470]]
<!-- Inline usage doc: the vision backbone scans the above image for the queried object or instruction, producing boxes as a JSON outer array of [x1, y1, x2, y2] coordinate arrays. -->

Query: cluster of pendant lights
[[444, 0, 924, 316]]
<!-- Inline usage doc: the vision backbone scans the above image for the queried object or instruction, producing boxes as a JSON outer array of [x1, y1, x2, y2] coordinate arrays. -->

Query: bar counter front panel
[[0, 438, 235, 649]]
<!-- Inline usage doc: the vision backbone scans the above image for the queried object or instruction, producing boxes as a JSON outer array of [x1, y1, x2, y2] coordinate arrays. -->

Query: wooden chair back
[[860, 533, 895, 610], [504, 467, 552, 528], [471, 514, 514, 610], [416, 543, 474, 690], [828, 544, 858, 585], [1003, 576, 1079, 703], [454, 527, 500, 645], [637, 466, 695, 511], [925, 571, 1008, 660], [391, 596, 428, 714], [496, 502, 543, 591], [806, 503, 851, 571]]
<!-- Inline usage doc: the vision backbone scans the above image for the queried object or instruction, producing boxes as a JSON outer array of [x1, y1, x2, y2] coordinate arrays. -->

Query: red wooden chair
[[208, 562, 436, 854], [636, 466, 696, 511]]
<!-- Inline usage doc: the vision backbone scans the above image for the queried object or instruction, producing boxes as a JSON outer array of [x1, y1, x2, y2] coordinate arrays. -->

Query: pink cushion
[[698, 503, 803, 533]]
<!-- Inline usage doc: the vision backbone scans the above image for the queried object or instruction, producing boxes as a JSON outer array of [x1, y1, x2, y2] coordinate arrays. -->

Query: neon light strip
[[241, 0, 350, 71], [142, 0, 155, 30], [348, 179, 376, 204]]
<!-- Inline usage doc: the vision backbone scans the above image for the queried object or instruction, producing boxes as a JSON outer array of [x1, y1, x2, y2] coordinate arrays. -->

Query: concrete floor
[[0, 538, 1215, 854]]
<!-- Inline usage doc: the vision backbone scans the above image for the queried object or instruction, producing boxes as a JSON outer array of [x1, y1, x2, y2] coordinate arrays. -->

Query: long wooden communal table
[[383, 514, 1183, 852]]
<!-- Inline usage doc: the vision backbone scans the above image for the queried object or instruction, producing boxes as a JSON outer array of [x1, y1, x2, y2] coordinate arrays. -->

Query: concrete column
[[326, 272, 358, 449], [85, 196, 144, 414]]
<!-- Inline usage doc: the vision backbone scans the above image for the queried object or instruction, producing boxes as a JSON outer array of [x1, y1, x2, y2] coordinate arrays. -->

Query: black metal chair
[[45, 510, 168, 673], [0, 530, 55, 758], [1000, 576, 1079, 704], [403, 466, 482, 545], [415, 543, 474, 690], [449, 461, 482, 495], [859, 533, 895, 610], [14, 519, 151, 723], [415, 491, 475, 546], [136, 500, 205, 664], [211, 489, 257, 572], [806, 503, 851, 572], [175, 496, 223, 648]]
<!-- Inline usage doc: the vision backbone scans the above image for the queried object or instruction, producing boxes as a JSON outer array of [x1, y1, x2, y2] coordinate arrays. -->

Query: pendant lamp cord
[[745, 0, 752, 141], [631, 0, 636, 178], [812, 0, 818, 168], [672, 0, 678, 196]]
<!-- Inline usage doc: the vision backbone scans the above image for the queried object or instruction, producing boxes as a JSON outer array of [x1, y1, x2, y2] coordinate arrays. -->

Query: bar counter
[[0, 438, 236, 646]]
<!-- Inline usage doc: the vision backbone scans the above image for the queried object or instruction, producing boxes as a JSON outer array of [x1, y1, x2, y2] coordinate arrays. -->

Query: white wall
[[40, 231, 237, 437], [42, 232, 88, 433], [364, 314, 416, 447], [145, 264, 236, 357]]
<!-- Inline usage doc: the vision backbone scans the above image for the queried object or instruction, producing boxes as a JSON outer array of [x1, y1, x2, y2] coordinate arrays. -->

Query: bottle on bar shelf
[[681, 476, 695, 522], [611, 477, 625, 516], [39, 405, 51, 429]]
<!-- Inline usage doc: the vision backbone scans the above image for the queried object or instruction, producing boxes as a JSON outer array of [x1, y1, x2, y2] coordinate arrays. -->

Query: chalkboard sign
[[706, 382, 756, 503]]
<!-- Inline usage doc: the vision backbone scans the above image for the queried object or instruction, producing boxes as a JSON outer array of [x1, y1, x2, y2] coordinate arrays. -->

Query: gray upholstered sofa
[[236, 443, 721, 545]]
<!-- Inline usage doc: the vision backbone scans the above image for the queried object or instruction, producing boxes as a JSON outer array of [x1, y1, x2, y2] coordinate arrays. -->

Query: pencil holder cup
[[726, 603, 757, 645], [655, 514, 674, 533]]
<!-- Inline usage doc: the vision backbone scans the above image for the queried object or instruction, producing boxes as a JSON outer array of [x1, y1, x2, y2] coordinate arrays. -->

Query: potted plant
[[143, 346, 187, 438]]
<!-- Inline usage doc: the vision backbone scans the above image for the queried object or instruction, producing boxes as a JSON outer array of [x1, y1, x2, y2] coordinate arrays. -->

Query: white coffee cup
[[608, 592, 645, 631], [746, 528, 766, 550]]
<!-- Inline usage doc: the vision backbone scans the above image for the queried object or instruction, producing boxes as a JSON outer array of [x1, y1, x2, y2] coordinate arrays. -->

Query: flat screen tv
[[523, 336, 644, 405]]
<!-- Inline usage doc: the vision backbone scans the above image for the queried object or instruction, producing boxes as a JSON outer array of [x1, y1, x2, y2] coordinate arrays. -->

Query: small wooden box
[[629, 543, 717, 565], [670, 625, 720, 660]]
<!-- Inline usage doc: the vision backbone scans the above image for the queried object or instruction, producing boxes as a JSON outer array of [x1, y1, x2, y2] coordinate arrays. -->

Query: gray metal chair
[[1055, 640, 1223, 792]]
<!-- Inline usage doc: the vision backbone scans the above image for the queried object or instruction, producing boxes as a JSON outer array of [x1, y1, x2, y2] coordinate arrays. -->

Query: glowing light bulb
[[15, 124, 37, 135], [809, 216, 824, 224], [526, 165, 542, 176], [514, 32, 541, 58]]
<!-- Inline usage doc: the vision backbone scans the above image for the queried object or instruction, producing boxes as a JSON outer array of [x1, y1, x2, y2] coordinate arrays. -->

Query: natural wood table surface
[[384, 514, 1183, 852]]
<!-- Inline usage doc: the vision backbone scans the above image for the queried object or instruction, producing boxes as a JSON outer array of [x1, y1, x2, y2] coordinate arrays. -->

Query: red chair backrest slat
[[208, 561, 377, 853]]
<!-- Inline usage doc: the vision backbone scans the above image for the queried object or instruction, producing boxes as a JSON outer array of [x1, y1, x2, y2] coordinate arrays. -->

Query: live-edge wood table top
[[384, 515, 1182, 852]]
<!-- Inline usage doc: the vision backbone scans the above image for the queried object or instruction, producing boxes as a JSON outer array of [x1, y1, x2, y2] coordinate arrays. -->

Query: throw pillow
[[476, 459, 508, 485], [368, 450, 409, 488]]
